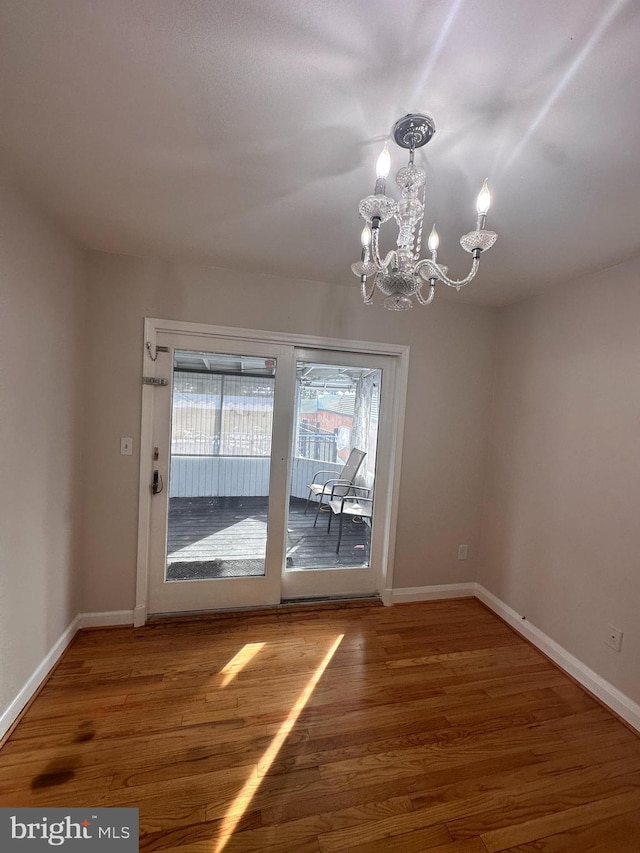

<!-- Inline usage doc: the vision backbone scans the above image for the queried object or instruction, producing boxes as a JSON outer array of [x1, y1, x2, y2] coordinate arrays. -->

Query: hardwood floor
[[1, 599, 639, 851]]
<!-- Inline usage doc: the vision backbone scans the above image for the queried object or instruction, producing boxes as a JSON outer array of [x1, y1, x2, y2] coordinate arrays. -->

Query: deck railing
[[169, 455, 343, 500]]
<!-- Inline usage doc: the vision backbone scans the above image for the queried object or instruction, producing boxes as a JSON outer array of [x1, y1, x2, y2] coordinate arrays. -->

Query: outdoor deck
[[166, 495, 370, 579]]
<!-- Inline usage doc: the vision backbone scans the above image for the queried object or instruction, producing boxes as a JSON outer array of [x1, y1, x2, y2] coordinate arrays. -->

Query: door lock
[[152, 470, 163, 495]]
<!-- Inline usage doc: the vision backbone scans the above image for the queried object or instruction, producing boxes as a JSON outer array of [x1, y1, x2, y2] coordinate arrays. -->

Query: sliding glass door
[[141, 324, 403, 616]]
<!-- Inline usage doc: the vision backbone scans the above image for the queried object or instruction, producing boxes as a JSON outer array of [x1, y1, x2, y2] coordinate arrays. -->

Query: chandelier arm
[[415, 283, 436, 306], [361, 276, 376, 305], [371, 224, 396, 271], [415, 257, 480, 289]]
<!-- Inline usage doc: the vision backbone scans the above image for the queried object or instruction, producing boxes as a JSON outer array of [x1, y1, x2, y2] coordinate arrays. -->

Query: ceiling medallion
[[352, 113, 497, 310]]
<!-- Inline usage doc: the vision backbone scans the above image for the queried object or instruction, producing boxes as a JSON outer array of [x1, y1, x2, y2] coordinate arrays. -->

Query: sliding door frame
[[135, 317, 409, 626]]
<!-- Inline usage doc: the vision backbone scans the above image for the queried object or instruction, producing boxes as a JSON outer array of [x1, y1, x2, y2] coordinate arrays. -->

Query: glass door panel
[[167, 350, 275, 581], [282, 348, 395, 600], [147, 334, 292, 615], [286, 360, 381, 570]]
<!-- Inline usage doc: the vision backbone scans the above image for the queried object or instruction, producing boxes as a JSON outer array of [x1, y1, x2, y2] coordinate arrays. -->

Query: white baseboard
[[0, 615, 80, 740], [133, 605, 147, 627], [78, 610, 135, 629], [476, 585, 640, 734], [0, 610, 135, 740], [389, 583, 477, 604]]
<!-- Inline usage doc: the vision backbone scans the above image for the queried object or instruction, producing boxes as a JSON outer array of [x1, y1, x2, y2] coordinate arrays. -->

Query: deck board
[[167, 496, 371, 578]]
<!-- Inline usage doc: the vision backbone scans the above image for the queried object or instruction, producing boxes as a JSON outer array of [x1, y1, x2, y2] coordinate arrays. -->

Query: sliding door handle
[[152, 470, 164, 495]]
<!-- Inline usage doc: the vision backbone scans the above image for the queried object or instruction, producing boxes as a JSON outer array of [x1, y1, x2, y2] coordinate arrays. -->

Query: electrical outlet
[[457, 544, 468, 560], [605, 625, 623, 652]]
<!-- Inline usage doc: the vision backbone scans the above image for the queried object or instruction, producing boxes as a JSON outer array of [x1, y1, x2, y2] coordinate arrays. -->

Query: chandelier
[[351, 113, 497, 310]]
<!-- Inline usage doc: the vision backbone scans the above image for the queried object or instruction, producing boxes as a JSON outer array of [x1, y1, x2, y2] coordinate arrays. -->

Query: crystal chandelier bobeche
[[352, 113, 497, 310]]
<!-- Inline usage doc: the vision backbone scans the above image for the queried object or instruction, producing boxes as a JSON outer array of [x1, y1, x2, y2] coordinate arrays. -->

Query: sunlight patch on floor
[[213, 633, 345, 852], [219, 643, 265, 687]]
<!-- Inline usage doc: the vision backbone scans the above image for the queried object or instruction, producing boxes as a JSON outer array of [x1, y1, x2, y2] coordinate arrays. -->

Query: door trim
[[135, 318, 409, 626]]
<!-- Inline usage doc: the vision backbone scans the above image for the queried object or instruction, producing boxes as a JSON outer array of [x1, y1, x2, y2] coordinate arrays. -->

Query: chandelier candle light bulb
[[374, 142, 391, 195], [376, 143, 391, 179], [428, 225, 439, 257], [477, 179, 491, 215], [476, 178, 491, 231], [353, 113, 498, 310], [351, 222, 377, 298]]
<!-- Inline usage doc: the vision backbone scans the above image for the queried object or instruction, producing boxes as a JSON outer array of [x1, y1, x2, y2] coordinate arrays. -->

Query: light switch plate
[[120, 436, 133, 456]]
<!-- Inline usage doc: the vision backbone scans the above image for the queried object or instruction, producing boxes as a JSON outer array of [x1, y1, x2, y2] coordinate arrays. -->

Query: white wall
[[0, 172, 85, 723], [479, 257, 640, 706], [81, 251, 497, 611]]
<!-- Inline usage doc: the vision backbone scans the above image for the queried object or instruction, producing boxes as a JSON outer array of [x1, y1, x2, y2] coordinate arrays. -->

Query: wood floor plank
[[1, 599, 638, 853], [446, 759, 640, 840], [503, 808, 640, 852], [481, 789, 640, 852], [316, 804, 453, 851], [341, 821, 452, 852], [428, 841, 489, 853]]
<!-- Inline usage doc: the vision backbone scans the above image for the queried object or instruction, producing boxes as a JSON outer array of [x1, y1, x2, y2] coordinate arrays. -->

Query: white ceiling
[[0, 0, 638, 306]]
